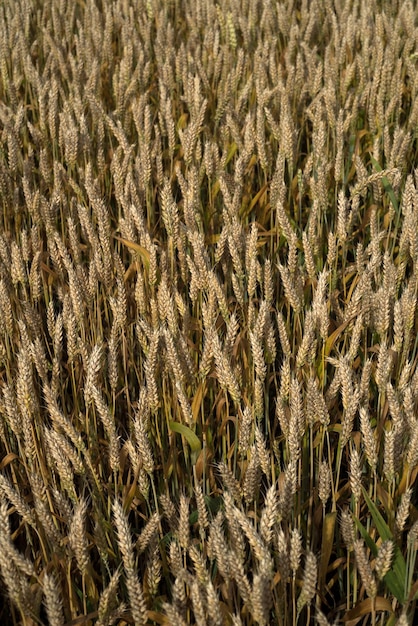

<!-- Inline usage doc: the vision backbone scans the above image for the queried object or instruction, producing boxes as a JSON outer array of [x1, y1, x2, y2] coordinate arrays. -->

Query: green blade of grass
[[169, 421, 202, 464], [369, 154, 399, 214], [353, 488, 407, 603]]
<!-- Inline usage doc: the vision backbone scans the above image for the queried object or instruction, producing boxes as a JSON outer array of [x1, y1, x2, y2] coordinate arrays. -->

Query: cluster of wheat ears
[[0, 0, 417, 624]]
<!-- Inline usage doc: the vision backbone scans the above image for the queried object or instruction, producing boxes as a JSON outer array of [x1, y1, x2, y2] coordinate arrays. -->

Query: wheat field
[[0, 0, 417, 624]]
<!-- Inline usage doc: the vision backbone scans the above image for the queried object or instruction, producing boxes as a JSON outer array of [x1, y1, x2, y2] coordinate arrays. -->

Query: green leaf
[[225, 141, 238, 166], [369, 155, 399, 214], [355, 488, 407, 603], [361, 489, 392, 541], [354, 513, 378, 555], [205, 495, 222, 514], [169, 421, 202, 455], [353, 514, 404, 603]]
